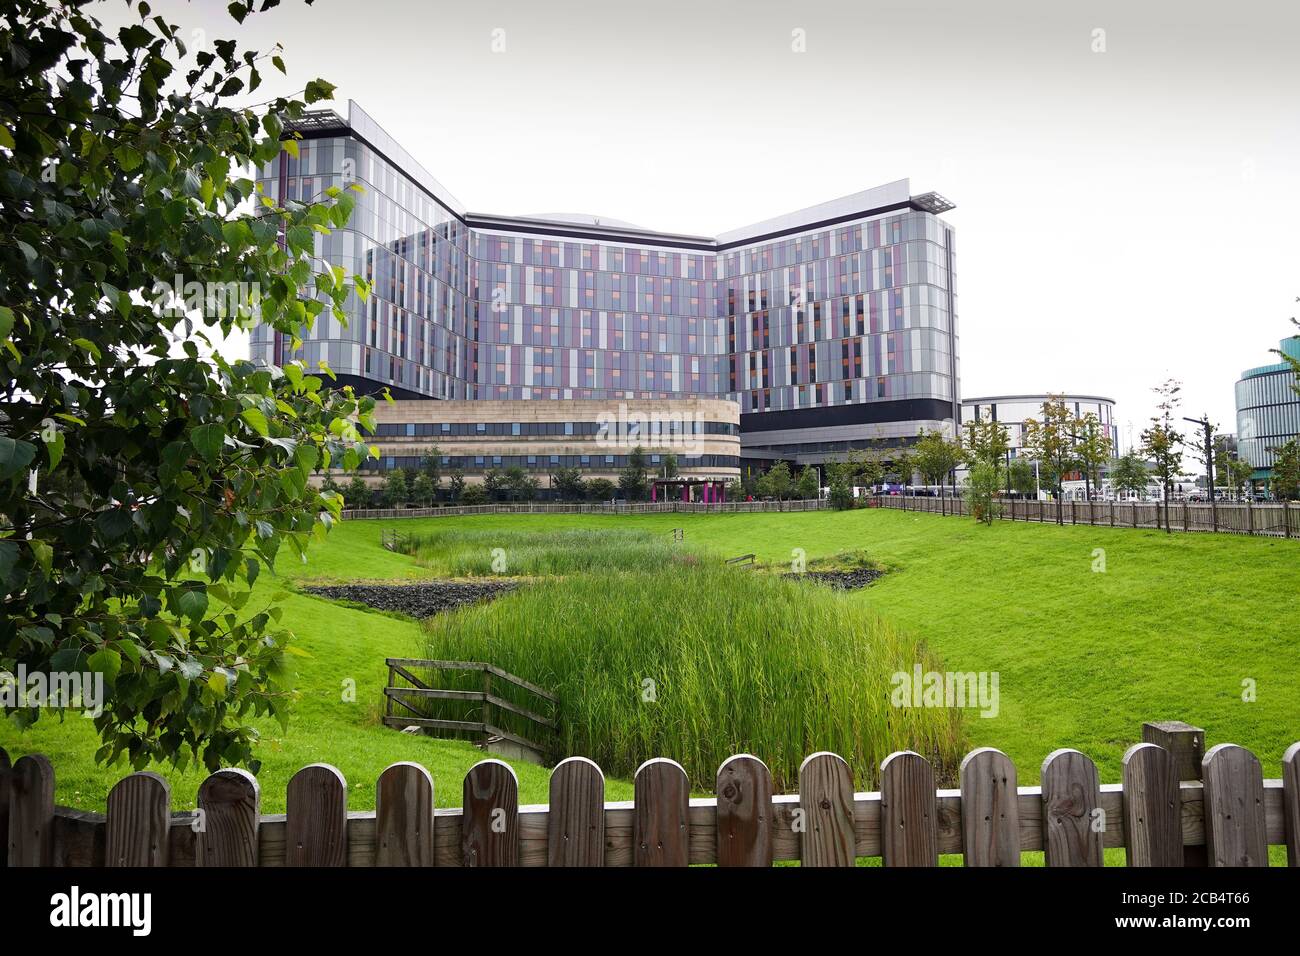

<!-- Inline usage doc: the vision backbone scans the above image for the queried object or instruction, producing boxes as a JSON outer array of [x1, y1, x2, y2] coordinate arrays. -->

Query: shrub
[[460, 484, 488, 506]]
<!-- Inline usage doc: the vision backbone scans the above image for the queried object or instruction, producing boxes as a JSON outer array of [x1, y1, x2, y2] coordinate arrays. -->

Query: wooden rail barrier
[[4, 721, 1299, 867], [342, 499, 830, 521], [382, 658, 558, 763]]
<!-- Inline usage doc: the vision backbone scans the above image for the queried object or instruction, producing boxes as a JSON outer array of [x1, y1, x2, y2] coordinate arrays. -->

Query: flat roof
[[285, 102, 954, 249], [962, 394, 1118, 405]]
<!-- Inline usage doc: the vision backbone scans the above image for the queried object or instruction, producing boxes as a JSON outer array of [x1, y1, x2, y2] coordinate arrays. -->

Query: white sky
[[101, 0, 1300, 448]]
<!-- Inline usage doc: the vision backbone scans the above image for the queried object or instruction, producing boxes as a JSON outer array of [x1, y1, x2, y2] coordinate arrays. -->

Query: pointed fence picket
[[5, 722, 1299, 868]]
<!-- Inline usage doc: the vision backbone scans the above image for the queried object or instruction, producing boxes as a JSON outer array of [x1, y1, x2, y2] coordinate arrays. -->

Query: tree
[[759, 463, 790, 502], [963, 461, 1004, 525], [1213, 440, 1253, 499], [725, 478, 744, 502], [416, 446, 443, 485], [482, 467, 506, 501], [587, 477, 616, 501], [826, 461, 856, 509], [1109, 452, 1150, 500], [618, 446, 649, 501], [552, 465, 586, 502], [890, 450, 915, 486], [447, 469, 466, 502], [796, 465, 820, 500], [411, 473, 436, 507], [1072, 412, 1112, 500], [0, 1, 374, 771], [345, 475, 372, 510], [383, 469, 409, 508], [962, 414, 1009, 470], [1140, 379, 1186, 533], [460, 483, 487, 506], [660, 453, 679, 479], [504, 466, 538, 502], [1269, 439, 1300, 500], [853, 448, 886, 490], [1022, 396, 1078, 522], [1007, 458, 1036, 497], [912, 428, 962, 491]]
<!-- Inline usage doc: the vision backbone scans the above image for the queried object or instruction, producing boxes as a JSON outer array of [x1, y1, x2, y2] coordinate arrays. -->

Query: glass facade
[[249, 105, 959, 453], [1235, 337, 1300, 476]]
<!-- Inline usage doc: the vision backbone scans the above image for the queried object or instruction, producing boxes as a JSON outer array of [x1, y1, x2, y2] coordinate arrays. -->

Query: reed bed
[[422, 557, 965, 792]]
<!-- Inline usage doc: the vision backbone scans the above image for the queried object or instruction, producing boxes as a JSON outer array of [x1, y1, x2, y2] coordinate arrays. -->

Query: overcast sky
[[103, 0, 1300, 448]]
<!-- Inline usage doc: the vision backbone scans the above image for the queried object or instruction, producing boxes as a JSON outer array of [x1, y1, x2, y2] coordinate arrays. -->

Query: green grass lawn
[[4, 506, 1296, 843], [319, 507, 1300, 782]]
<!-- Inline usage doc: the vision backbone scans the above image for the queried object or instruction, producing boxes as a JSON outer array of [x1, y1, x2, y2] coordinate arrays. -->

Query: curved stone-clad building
[[1235, 337, 1300, 482], [251, 101, 959, 480], [367, 397, 740, 488]]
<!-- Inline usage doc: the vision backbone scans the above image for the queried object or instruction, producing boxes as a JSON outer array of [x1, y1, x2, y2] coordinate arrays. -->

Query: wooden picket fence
[[4, 722, 1299, 867]]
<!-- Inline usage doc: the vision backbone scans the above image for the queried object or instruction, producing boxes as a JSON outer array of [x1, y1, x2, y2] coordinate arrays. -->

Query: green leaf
[[304, 78, 336, 103], [191, 422, 226, 462], [0, 305, 14, 339], [0, 436, 37, 479], [88, 648, 122, 686], [0, 540, 18, 581], [30, 539, 53, 578], [45, 430, 64, 471], [177, 588, 209, 624], [240, 407, 269, 438]]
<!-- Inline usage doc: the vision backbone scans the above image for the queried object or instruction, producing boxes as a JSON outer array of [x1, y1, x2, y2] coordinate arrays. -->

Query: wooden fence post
[[7, 753, 54, 867], [196, 768, 261, 867], [1246, 497, 1254, 535], [1121, 743, 1183, 866], [1141, 720, 1205, 865], [10, 755, 56, 868], [285, 764, 348, 867], [880, 751, 938, 867], [376, 762, 434, 867], [105, 771, 171, 867], [959, 747, 1020, 867], [463, 759, 519, 866], [798, 751, 855, 867], [716, 754, 773, 867], [1202, 744, 1267, 866], [1041, 749, 1103, 866], [1280, 742, 1299, 867], [633, 758, 690, 867], [548, 756, 605, 867]]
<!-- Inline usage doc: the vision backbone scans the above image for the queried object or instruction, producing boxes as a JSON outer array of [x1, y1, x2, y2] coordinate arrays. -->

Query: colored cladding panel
[[249, 125, 958, 435]]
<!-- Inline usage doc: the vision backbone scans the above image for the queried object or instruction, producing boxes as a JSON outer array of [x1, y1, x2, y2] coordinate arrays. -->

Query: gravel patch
[[301, 580, 517, 618], [782, 568, 884, 590]]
